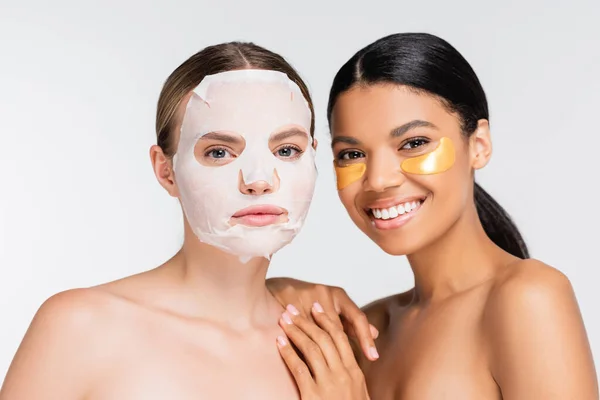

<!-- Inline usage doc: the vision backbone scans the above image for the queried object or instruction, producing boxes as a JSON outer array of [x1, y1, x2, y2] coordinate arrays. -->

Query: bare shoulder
[[483, 259, 598, 398], [484, 258, 577, 331], [487, 258, 575, 314], [93, 266, 169, 306], [0, 288, 123, 398], [362, 289, 414, 313], [20, 287, 124, 355], [361, 290, 413, 332], [40, 286, 117, 321]]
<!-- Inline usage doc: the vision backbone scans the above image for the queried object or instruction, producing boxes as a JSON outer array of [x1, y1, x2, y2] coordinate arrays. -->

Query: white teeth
[[381, 209, 390, 219], [370, 200, 423, 220]]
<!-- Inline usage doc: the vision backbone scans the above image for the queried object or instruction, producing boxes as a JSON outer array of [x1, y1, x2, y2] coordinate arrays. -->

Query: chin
[[361, 219, 443, 256], [372, 235, 424, 256]]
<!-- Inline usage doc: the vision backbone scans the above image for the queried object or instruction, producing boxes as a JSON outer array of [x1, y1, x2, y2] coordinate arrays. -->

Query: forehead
[[331, 84, 459, 137], [184, 78, 311, 137]]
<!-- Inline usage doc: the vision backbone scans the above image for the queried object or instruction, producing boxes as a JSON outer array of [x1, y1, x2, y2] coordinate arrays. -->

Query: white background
[[1, 0, 599, 384]]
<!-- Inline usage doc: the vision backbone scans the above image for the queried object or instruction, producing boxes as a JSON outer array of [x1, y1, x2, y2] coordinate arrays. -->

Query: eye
[[400, 137, 430, 150], [338, 150, 365, 160], [205, 147, 234, 160], [274, 145, 302, 160]]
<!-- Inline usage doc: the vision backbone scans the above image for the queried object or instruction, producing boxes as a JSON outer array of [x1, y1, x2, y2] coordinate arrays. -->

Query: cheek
[[411, 155, 473, 216], [337, 186, 366, 224], [289, 174, 315, 198], [278, 161, 317, 204], [337, 190, 354, 211]]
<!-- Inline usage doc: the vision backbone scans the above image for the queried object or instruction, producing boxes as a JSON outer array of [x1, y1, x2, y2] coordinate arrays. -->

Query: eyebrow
[[269, 128, 309, 142], [199, 132, 244, 144], [390, 120, 438, 138], [331, 136, 361, 147], [331, 119, 438, 148]]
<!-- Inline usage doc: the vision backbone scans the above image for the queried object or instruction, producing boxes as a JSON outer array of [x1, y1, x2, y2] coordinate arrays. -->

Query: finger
[[370, 324, 379, 339], [285, 304, 344, 372], [276, 335, 317, 397], [343, 322, 378, 340], [280, 310, 330, 377], [334, 291, 379, 361], [268, 281, 312, 319], [315, 285, 344, 329], [343, 320, 357, 338], [311, 302, 363, 369]]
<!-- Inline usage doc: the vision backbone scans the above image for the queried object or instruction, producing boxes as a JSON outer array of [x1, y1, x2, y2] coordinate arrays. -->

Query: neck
[[407, 202, 515, 303], [161, 227, 281, 329]]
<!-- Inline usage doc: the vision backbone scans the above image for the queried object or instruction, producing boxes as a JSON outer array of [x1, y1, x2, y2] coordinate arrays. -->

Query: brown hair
[[156, 41, 315, 158]]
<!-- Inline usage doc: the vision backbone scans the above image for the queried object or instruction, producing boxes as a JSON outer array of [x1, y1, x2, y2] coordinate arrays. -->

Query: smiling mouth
[[230, 205, 289, 227], [365, 196, 427, 230]]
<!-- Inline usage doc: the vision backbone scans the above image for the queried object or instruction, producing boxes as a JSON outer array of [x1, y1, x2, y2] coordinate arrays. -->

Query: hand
[[276, 302, 371, 400], [267, 278, 379, 361]]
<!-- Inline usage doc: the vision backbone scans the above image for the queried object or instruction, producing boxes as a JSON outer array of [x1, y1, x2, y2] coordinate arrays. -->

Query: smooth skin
[[0, 91, 366, 400], [268, 84, 598, 399]]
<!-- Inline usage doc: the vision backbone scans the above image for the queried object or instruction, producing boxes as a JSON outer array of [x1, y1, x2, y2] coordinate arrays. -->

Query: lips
[[364, 195, 428, 231], [231, 205, 288, 227]]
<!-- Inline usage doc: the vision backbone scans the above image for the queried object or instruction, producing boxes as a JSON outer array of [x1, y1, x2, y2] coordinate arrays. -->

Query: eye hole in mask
[[268, 126, 310, 163], [193, 126, 310, 167], [194, 131, 246, 166], [333, 137, 456, 190]]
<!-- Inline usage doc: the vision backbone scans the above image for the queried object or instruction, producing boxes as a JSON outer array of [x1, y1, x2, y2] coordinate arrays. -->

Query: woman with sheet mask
[[268, 33, 598, 398], [0, 42, 369, 400]]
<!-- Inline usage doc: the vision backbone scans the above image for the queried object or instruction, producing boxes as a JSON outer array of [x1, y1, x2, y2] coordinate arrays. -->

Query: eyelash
[[337, 150, 365, 160], [336, 136, 431, 160], [274, 144, 303, 158], [204, 145, 303, 162], [400, 136, 430, 150], [204, 146, 235, 162]]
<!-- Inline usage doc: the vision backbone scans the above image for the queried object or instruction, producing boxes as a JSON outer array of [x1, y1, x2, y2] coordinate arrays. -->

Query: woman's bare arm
[[0, 290, 106, 399], [486, 260, 598, 399]]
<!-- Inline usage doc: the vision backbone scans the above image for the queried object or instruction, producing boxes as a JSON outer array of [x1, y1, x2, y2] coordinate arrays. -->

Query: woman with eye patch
[[267, 33, 598, 399]]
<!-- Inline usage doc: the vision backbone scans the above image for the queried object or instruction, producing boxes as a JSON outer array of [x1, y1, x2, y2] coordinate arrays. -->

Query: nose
[[238, 169, 280, 195], [363, 153, 406, 193]]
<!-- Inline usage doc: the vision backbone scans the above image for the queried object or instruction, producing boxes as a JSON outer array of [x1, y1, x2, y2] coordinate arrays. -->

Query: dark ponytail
[[474, 183, 528, 258], [327, 32, 529, 259]]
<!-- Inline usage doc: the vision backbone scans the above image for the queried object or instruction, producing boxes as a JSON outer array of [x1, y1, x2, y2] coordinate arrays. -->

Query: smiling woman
[[267, 32, 598, 399]]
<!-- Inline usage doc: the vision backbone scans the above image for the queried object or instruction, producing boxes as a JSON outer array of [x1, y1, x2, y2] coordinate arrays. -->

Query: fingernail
[[369, 347, 379, 360], [370, 325, 379, 339], [277, 336, 287, 347], [286, 304, 299, 316], [369, 346, 379, 360], [282, 312, 293, 325], [312, 302, 324, 313]]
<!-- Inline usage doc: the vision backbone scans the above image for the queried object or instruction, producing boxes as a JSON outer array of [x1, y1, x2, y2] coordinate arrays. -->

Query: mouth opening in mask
[[230, 205, 289, 227]]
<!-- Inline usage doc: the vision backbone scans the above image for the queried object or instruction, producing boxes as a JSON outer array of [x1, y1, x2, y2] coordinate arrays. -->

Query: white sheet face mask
[[173, 70, 317, 262]]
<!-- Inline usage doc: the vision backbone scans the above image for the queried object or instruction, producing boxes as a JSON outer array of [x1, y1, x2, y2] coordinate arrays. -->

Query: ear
[[469, 119, 492, 170], [312, 137, 318, 151], [150, 145, 179, 197]]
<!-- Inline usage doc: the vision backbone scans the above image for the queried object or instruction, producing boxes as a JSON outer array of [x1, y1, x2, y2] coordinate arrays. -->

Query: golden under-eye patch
[[400, 137, 456, 175], [333, 137, 456, 191], [334, 162, 366, 190]]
